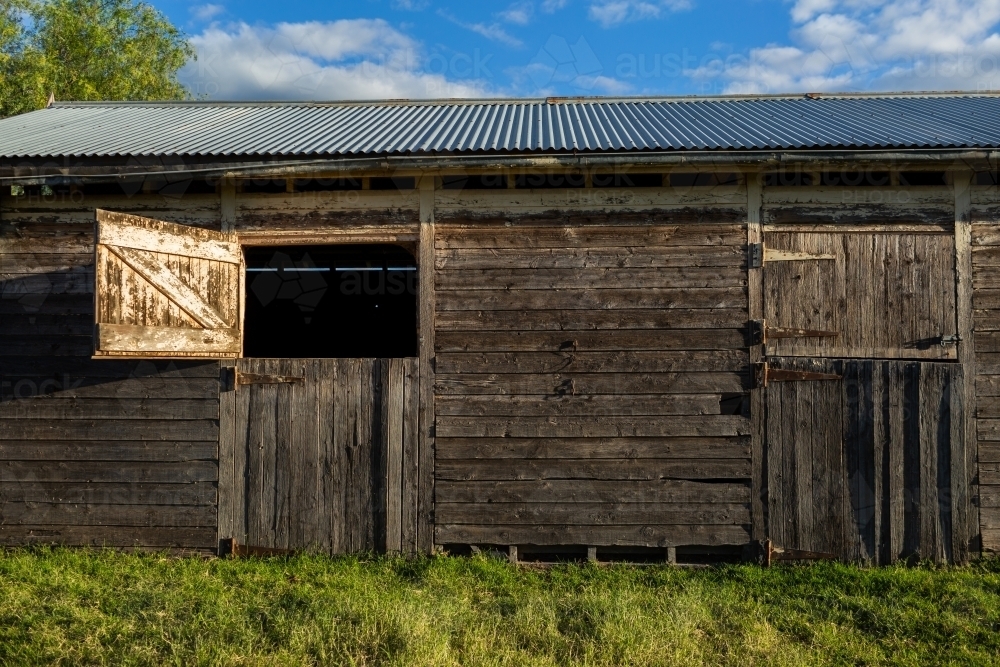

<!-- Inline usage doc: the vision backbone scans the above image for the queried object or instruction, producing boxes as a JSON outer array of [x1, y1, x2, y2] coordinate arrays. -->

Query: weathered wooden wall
[[432, 187, 752, 550], [0, 189, 223, 549], [972, 186, 1000, 554]]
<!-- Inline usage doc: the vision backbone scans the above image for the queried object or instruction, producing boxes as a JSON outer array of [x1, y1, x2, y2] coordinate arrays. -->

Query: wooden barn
[[1, 93, 999, 564]]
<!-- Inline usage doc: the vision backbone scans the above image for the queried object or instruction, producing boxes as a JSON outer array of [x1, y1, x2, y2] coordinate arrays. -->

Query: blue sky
[[148, 0, 1000, 99]]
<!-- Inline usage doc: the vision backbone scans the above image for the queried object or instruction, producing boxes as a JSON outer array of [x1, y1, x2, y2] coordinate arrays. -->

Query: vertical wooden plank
[[320, 359, 340, 554], [372, 358, 389, 552], [765, 371, 785, 547], [903, 363, 922, 559], [747, 176, 765, 542], [418, 176, 436, 554], [401, 357, 420, 554], [273, 360, 295, 550], [954, 169, 978, 561], [872, 361, 888, 564], [918, 363, 940, 560], [217, 360, 235, 550], [233, 359, 251, 545], [386, 358, 404, 552], [950, 363, 970, 563], [888, 361, 907, 562], [221, 178, 236, 233], [796, 372, 815, 551]]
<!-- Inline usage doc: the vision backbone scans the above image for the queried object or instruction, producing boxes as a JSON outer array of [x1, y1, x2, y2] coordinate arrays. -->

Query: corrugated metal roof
[[1, 93, 999, 158]]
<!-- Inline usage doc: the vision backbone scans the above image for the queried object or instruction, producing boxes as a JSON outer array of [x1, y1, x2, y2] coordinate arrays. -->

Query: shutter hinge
[[753, 361, 842, 388], [748, 242, 763, 269]]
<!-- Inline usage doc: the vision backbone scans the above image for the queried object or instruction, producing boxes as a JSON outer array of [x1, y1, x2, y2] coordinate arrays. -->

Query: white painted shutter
[[94, 209, 244, 358]]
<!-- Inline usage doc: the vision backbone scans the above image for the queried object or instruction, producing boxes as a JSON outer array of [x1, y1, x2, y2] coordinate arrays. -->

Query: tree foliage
[[0, 0, 194, 117]]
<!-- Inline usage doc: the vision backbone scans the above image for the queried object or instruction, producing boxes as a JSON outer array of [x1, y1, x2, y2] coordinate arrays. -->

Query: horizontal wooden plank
[[0, 524, 216, 548], [436, 224, 746, 249], [0, 236, 92, 254], [976, 331, 1000, 354], [0, 293, 93, 315], [96, 324, 240, 357], [978, 397, 1000, 418], [973, 226, 1000, 246], [436, 288, 747, 311], [436, 350, 748, 375], [973, 246, 1000, 267], [435, 372, 746, 395], [435, 394, 722, 417], [0, 398, 217, 420], [974, 292, 1000, 310], [435, 523, 750, 547], [981, 506, 1000, 530], [980, 485, 1000, 507], [0, 253, 92, 272], [436, 502, 749, 525], [434, 189, 747, 213], [435, 458, 750, 480], [980, 462, 1000, 484], [435, 479, 750, 503], [0, 502, 216, 527], [0, 378, 219, 400], [435, 308, 746, 331], [0, 336, 94, 357], [435, 245, 747, 270], [438, 415, 750, 438], [977, 376, 1000, 397], [973, 267, 1000, 290], [0, 270, 93, 293], [0, 441, 216, 462], [434, 437, 750, 460], [436, 267, 747, 290], [0, 460, 217, 483], [0, 357, 219, 378], [978, 421, 1000, 442], [435, 329, 746, 353], [0, 419, 218, 441], [0, 314, 94, 336], [984, 529, 1000, 552], [97, 209, 240, 263], [1, 481, 216, 505], [974, 354, 1000, 376], [979, 443, 1000, 463]]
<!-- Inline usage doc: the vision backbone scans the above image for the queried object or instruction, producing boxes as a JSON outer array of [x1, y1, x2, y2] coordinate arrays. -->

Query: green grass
[[0, 549, 998, 666]]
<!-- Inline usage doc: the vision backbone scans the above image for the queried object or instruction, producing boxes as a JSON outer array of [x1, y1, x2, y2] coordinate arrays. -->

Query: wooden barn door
[[223, 358, 420, 554], [760, 228, 973, 563]]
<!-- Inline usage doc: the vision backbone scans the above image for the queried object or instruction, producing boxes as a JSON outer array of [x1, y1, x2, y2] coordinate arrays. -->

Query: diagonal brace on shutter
[[106, 244, 228, 329]]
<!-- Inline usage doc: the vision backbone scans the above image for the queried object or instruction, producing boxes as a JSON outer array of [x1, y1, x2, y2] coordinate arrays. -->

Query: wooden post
[[217, 360, 237, 552], [417, 175, 436, 554], [954, 168, 978, 562], [221, 177, 236, 233], [507, 545, 518, 564], [586, 546, 598, 562], [666, 546, 677, 564], [747, 173, 766, 542]]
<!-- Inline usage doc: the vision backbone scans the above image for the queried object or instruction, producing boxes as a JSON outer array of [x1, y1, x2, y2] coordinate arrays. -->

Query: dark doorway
[[243, 245, 417, 358]]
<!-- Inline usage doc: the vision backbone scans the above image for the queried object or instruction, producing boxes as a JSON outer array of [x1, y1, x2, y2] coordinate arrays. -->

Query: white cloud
[[541, 0, 570, 11], [686, 0, 1000, 93], [498, 1, 535, 25], [588, 0, 691, 28], [391, 0, 429, 9], [190, 3, 224, 22], [437, 10, 523, 47], [181, 20, 489, 100]]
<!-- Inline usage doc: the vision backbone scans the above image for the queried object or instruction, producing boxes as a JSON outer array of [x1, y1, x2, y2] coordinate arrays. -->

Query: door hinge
[[748, 242, 763, 269], [753, 362, 841, 388], [234, 369, 305, 385]]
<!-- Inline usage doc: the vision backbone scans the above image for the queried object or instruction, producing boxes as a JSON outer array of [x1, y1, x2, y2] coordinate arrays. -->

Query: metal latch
[[939, 334, 962, 347], [748, 243, 763, 269]]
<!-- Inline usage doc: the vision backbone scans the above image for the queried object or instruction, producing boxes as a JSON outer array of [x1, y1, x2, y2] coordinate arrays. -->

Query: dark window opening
[[243, 244, 417, 358], [241, 178, 287, 193], [819, 170, 890, 186], [514, 173, 586, 188], [898, 171, 947, 186], [763, 171, 812, 186], [593, 172, 663, 188], [441, 174, 508, 190], [977, 171, 999, 186], [293, 177, 362, 191], [370, 176, 416, 190], [670, 172, 739, 187]]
